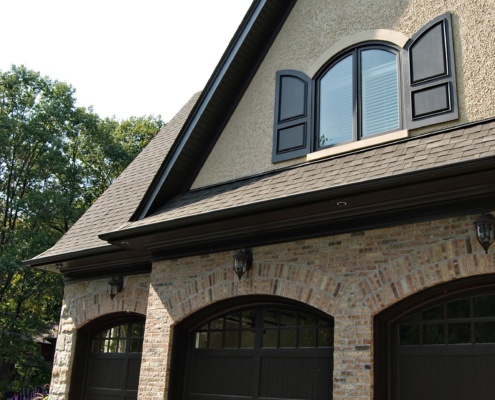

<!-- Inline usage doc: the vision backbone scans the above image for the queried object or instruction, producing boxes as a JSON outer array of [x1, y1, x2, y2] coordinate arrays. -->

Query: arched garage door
[[182, 303, 334, 400], [82, 317, 145, 400], [375, 276, 495, 400]]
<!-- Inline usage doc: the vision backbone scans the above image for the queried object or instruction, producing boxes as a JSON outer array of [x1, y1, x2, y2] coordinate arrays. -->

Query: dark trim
[[133, 0, 297, 219], [100, 156, 495, 248], [374, 274, 495, 400]]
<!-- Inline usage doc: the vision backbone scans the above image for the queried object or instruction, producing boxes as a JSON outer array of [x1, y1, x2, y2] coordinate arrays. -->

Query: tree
[[0, 65, 163, 393]]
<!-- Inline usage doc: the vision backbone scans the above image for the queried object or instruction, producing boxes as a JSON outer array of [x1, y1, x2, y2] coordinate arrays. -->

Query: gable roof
[[28, 93, 201, 271], [26, 0, 495, 279], [132, 0, 296, 219], [99, 119, 495, 261]]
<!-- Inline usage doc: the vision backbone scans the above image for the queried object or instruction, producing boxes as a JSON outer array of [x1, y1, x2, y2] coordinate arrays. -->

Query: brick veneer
[[49, 274, 150, 399], [49, 213, 495, 400]]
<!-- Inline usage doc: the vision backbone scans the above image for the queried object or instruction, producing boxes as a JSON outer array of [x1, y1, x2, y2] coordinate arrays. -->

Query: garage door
[[393, 291, 495, 400], [184, 304, 334, 400], [83, 318, 145, 400]]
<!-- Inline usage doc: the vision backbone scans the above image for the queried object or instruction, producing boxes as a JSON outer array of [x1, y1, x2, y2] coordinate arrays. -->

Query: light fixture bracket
[[233, 248, 253, 280], [107, 276, 123, 300], [474, 213, 495, 254]]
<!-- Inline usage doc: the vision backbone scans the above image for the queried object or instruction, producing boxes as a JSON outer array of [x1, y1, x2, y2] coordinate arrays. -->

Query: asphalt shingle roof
[[31, 92, 201, 261], [32, 90, 495, 262], [117, 119, 495, 231]]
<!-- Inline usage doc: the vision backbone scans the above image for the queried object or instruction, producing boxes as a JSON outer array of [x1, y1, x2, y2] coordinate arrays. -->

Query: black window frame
[[315, 43, 402, 151], [272, 12, 458, 163]]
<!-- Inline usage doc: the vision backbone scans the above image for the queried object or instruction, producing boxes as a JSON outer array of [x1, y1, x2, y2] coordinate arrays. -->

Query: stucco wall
[[135, 212, 495, 400], [192, 0, 495, 188]]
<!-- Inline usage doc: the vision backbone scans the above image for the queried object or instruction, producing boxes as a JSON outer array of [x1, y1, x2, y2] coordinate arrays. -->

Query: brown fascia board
[[131, 0, 297, 220], [99, 155, 495, 255], [26, 244, 151, 281]]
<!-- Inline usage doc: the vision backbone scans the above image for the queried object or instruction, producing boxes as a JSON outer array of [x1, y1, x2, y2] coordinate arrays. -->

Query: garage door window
[[398, 293, 495, 346]]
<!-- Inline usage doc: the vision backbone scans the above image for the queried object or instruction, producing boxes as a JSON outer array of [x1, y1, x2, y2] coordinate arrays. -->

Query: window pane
[[225, 313, 240, 330], [319, 55, 353, 147], [209, 331, 223, 349], [422, 304, 443, 320], [475, 321, 495, 343], [262, 329, 278, 348], [399, 324, 420, 345], [280, 328, 297, 348], [263, 310, 278, 327], [299, 327, 316, 347], [361, 49, 399, 137], [225, 330, 239, 348], [240, 329, 255, 348], [195, 332, 208, 349], [448, 323, 471, 344], [241, 311, 256, 329], [132, 323, 145, 337], [299, 313, 316, 327], [318, 326, 334, 347], [474, 294, 495, 317], [447, 298, 470, 319], [423, 324, 444, 344], [280, 311, 297, 327], [210, 317, 224, 330]]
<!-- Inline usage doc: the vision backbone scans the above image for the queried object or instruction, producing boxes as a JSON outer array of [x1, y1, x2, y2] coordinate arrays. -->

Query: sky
[[0, 0, 252, 122]]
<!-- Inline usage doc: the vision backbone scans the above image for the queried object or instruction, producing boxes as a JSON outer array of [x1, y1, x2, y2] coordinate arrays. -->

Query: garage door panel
[[259, 355, 332, 400], [88, 357, 126, 388], [187, 354, 254, 397], [398, 353, 495, 400], [184, 304, 334, 400]]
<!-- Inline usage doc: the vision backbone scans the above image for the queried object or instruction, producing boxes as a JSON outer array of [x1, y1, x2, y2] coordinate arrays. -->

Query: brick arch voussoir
[[360, 251, 495, 315], [169, 268, 343, 322], [70, 285, 149, 329]]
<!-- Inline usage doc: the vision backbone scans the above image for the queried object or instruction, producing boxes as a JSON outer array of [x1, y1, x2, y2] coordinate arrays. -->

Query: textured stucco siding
[[192, 0, 495, 188]]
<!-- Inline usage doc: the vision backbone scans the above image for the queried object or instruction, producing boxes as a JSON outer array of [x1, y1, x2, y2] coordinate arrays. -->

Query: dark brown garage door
[[184, 304, 334, 400], [83, 318, 145, 400], [393, 292, 495, 400]]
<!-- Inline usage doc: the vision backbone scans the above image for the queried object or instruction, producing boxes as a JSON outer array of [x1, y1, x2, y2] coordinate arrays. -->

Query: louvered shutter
[[272, 70, 313, 162], [402, 12, 458, 130]]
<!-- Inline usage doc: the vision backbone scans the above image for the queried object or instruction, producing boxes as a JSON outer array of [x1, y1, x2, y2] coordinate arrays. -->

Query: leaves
[[0, 65, 163, 392]]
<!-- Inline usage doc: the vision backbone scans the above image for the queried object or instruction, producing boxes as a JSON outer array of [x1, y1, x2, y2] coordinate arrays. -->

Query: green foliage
[[0, 65, 163, 394]]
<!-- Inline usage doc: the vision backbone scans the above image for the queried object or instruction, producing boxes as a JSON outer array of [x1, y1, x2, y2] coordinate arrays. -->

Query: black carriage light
[[107, 276, 123, 300], [474, 213, 495, 254], [233, 248, 253, 280]]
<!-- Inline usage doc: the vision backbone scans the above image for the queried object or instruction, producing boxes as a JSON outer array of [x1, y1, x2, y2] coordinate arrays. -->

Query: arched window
[[272, 13, 458, 162], [318, 45, 400, 148]]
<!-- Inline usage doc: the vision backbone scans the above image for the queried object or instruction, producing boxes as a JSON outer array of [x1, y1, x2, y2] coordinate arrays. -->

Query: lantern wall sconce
[[107, 276, 123, 300], [474, 213, 495, 254], [233, 248, 253, 280]]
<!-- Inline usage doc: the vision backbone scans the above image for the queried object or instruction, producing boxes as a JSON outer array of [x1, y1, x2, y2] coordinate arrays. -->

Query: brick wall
[[50, 274, 150, 399], [138, 212, 494, 400], [48, 213, 495, 399]]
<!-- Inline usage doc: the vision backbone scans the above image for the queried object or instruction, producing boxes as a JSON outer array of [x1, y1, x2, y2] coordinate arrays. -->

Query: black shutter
[[402, 12, 458, 130], [272, 70, 313, 162]]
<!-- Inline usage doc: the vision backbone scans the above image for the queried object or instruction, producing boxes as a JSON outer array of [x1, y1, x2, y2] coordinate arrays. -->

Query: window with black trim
[[272, 12, 458, 162], [318, 45, 400, 149]]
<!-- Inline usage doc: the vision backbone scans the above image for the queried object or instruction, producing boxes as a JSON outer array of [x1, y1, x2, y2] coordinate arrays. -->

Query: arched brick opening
[[69, 312, 146, 399], [168, 295, 334, 400], [374, 273, 495, 399]]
